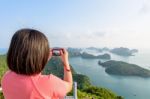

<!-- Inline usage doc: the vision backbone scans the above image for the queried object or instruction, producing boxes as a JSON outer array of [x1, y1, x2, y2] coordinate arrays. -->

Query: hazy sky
[[0, 0, 150, 49]]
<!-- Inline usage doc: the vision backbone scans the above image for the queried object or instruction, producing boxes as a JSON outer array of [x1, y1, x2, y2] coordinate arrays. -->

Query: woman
[[1, 29, 73, 99]]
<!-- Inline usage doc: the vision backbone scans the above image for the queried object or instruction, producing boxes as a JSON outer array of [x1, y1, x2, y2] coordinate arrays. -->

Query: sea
[[69, 49, 150, 99], [1, 48, 150, 99]]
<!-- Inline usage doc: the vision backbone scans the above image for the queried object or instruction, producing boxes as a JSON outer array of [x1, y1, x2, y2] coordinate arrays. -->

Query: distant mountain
[[110, 47, 138, 56], [102, 47, 110, 51], [98, 60, 150, 78], [86, 47, 102, 52], [67, 47, 138, 57], [67, 47, 82, 57], [81, 52, 111, 59]]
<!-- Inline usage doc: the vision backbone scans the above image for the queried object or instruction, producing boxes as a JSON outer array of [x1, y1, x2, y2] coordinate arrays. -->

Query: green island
[[86, 47, 103, 52], [81, 52, 111, 59], [98, 60, 150, 78], [0, 55, 123, 99], [110, 47, 138, 56]]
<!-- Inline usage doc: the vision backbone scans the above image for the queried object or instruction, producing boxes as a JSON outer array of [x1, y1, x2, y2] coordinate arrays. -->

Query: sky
[[0, 0, 150, 49]]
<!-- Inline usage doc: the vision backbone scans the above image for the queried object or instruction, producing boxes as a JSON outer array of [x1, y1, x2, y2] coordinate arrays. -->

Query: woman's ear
[[48, 49, 52, 61]]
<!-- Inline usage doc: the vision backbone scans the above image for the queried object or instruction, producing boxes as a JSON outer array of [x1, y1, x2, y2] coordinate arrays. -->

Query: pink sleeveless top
[[1, 71, 67, 99]]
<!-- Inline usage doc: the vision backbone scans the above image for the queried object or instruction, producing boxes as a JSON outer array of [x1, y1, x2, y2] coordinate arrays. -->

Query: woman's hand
[[60, 48, 70, 67], [60, 48, 72, 93]]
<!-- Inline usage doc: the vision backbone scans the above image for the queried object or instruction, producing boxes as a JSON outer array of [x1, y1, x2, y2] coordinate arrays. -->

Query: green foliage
[[77, 89, 100, 99], [0, 92, 4, 99], [0, 55, 8, 99], [68, 87, 124, 99], [73, 74, 91, 89], [0, 55, 8, 86], [80, 86, 123, 99]]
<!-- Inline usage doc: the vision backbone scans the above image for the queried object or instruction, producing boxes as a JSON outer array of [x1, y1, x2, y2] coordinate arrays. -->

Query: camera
[[52, 48, 63, 56]]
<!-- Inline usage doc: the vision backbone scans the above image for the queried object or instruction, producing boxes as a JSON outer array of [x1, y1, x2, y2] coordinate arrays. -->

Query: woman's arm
[[60, 49, 73, 93]]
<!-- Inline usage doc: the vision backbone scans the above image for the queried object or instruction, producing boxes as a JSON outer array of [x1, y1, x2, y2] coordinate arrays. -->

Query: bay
[[69, 49, 150, 99]]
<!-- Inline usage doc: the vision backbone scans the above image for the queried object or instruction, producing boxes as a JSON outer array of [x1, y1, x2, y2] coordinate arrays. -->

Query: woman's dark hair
[[7, 29, 50, 75]]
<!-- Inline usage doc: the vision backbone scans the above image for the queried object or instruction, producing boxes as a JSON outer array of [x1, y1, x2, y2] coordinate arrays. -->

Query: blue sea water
[[69, 49, 150, 99]]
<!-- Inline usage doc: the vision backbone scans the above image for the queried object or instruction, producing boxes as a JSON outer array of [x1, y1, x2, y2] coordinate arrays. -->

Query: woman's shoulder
[[38, 74, 64, 85], [3, 70, 11, 75], [39, 74, 57, 81], [1, 70, 14, 86], [1, 70, 12, 79]]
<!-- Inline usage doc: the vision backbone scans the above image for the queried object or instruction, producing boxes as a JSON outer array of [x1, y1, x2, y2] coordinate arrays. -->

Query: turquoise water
[[69, 49, 150, 99]]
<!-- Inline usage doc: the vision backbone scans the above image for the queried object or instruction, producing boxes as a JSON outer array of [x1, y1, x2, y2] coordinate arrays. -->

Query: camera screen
[[52, 50, 61, 56]]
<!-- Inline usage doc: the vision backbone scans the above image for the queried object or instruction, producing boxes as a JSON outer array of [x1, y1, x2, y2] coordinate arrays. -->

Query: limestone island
[[86, 47, 102, 52], [67, 47, 82, 57], [81, 52, 111, 59], [110, 47, 138, 56], [98, 60, 150, 78]]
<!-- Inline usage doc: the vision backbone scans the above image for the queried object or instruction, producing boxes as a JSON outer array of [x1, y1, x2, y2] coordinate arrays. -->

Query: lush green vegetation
[[78, 86, 123, 99], [0, 55, 8, 86], [0, 55, 8, 99], [0, 55, 123, 99], [67, 86, 123, 99], [73, 74, 91, 89], [99, 60, 150, 78]]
